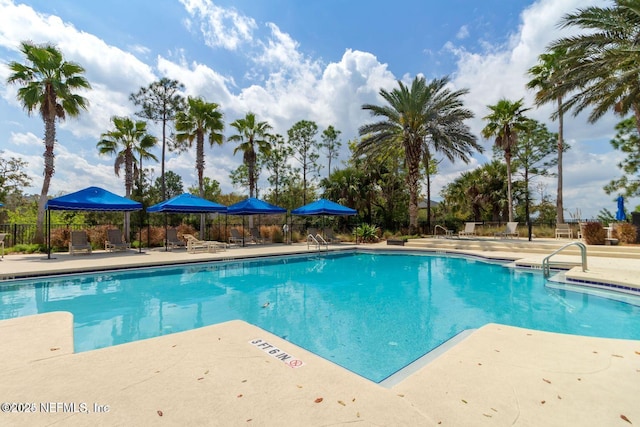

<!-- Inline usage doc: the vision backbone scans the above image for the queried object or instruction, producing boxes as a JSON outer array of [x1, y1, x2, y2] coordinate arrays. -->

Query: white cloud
[[440, 0, 627, 218], [179, 0, 257, 51], [456, 25, 470, 40], [0, 0, 635, 219]]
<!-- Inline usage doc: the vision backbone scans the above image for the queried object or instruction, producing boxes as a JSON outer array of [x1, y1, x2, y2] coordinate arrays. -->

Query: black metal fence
[[0, 223, 95, 246], [0, 218, 604, 247]]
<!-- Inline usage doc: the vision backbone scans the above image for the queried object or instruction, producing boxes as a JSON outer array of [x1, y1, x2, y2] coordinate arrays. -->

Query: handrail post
[[542, 241, 588, 278]]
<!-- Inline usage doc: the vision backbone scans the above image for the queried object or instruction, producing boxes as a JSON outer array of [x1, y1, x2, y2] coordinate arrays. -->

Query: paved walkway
[[0, 241, 639, 426]]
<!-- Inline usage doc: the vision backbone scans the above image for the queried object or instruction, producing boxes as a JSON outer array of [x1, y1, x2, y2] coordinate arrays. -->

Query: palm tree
[[358, 76, 477, 233], [482, 98, 529, 222], [175, 96, 224, 237], [527, 48, 567, 224], [228, 112, 273, 198], [545, 1, 640, 133], [7, 41, 91, 243], [97, 116, 157, 239], [422, 86, 481, 231]]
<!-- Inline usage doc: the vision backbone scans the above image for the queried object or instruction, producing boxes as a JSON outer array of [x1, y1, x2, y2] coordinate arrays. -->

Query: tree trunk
[[426, 168, 431, 234], [197, 133, 206, 239], [556, 96, 564, 224], [405, 141, 421, 234], [35, 117, 57, 244], [124, 151, 134, 240], [161, 114, 168, 201], [506, 152, 514, 222]]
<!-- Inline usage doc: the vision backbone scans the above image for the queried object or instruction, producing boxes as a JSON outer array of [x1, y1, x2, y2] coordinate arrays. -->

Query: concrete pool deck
[[0, 239, 639, 426]]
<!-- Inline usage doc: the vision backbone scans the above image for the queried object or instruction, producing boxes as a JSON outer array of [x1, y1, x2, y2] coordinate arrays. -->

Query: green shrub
[[613, 223, 637, 244], [11, 243, 46, 254], [583, 222, 606, 245], [354, 224, 380, 243]]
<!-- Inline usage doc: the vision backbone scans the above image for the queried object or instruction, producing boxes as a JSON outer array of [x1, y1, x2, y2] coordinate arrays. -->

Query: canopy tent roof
[[616, 196, 626, 221], [46, 186, 142, 211], [147, 193, 227, 213], [227, 197, 286, 215], [291, 199, 357, 216]]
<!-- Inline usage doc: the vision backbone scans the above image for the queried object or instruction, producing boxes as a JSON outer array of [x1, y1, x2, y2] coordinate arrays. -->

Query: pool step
[[404, 238, 640, 259]]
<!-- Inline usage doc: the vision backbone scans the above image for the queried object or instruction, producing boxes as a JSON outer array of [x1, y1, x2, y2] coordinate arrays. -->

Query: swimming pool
[[1, 251, 639, 382]]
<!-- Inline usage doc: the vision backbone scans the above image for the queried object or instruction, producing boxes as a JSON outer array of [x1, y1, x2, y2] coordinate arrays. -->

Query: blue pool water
[[1, 251, 639, 382]]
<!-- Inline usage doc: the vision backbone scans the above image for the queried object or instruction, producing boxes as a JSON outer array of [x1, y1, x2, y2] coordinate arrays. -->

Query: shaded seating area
[[147, 193, 228, 252], [166, 228, 186, 250], [291, 199, 357, 248], [183, 234, 226, 253], [555, 223, 573, 239], [227, 197, 287, 247], [105, 229, 131, 252], [495, 222, 519, 239], [69, 230, 92, 255], [458, 222, 477, 237], [46, 186, 142, 259]]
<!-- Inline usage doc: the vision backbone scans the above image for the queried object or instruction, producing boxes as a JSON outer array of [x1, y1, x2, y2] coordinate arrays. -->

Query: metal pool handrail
[[434, 225, 452, 238], [542, 241, 588, 277], [307, 233, 328, 251]]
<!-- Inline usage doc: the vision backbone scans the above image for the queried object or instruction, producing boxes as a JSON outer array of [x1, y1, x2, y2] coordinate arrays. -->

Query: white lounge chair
[[69, 230, 92, 255], [434, 225, 454, 238], [166, 228, 186, 250], [105, 229, 130, 252], [555, 223, 573, 239], [495, 222, 519, 239], [458, 222, 477, 237], [183, 234, 225, 253]]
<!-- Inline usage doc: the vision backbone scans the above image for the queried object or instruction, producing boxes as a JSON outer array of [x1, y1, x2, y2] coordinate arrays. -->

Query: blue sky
[[0, 0, 628, 219]]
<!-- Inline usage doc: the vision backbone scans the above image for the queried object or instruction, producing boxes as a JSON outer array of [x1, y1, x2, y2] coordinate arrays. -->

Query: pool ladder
[[307, 234, 328, 251], [542, 241, 588, 277]]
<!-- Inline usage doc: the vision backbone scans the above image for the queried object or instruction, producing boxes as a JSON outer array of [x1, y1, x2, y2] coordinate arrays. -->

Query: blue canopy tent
[[227, 197, 287, 246], [45, 186, 142, 258], [616, 196, 626, 221], [147, 193, 227, 248], [291, 198, 357, 216], [147, 193, 227, 214], [291, 199, 357, 242]]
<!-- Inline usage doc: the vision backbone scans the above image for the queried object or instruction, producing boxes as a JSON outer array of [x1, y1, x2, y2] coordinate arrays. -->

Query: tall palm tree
[[545, 1, 640, 133], [97, 116, 157, 239], [527, 48, 567, 224], [422, 88, 481, 230], [7, 41, 91, 243], [482, 98, 529, 222], [175, 96, 224, 237], [358, 76, 477, 233], [228, 112, 273, 198]]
